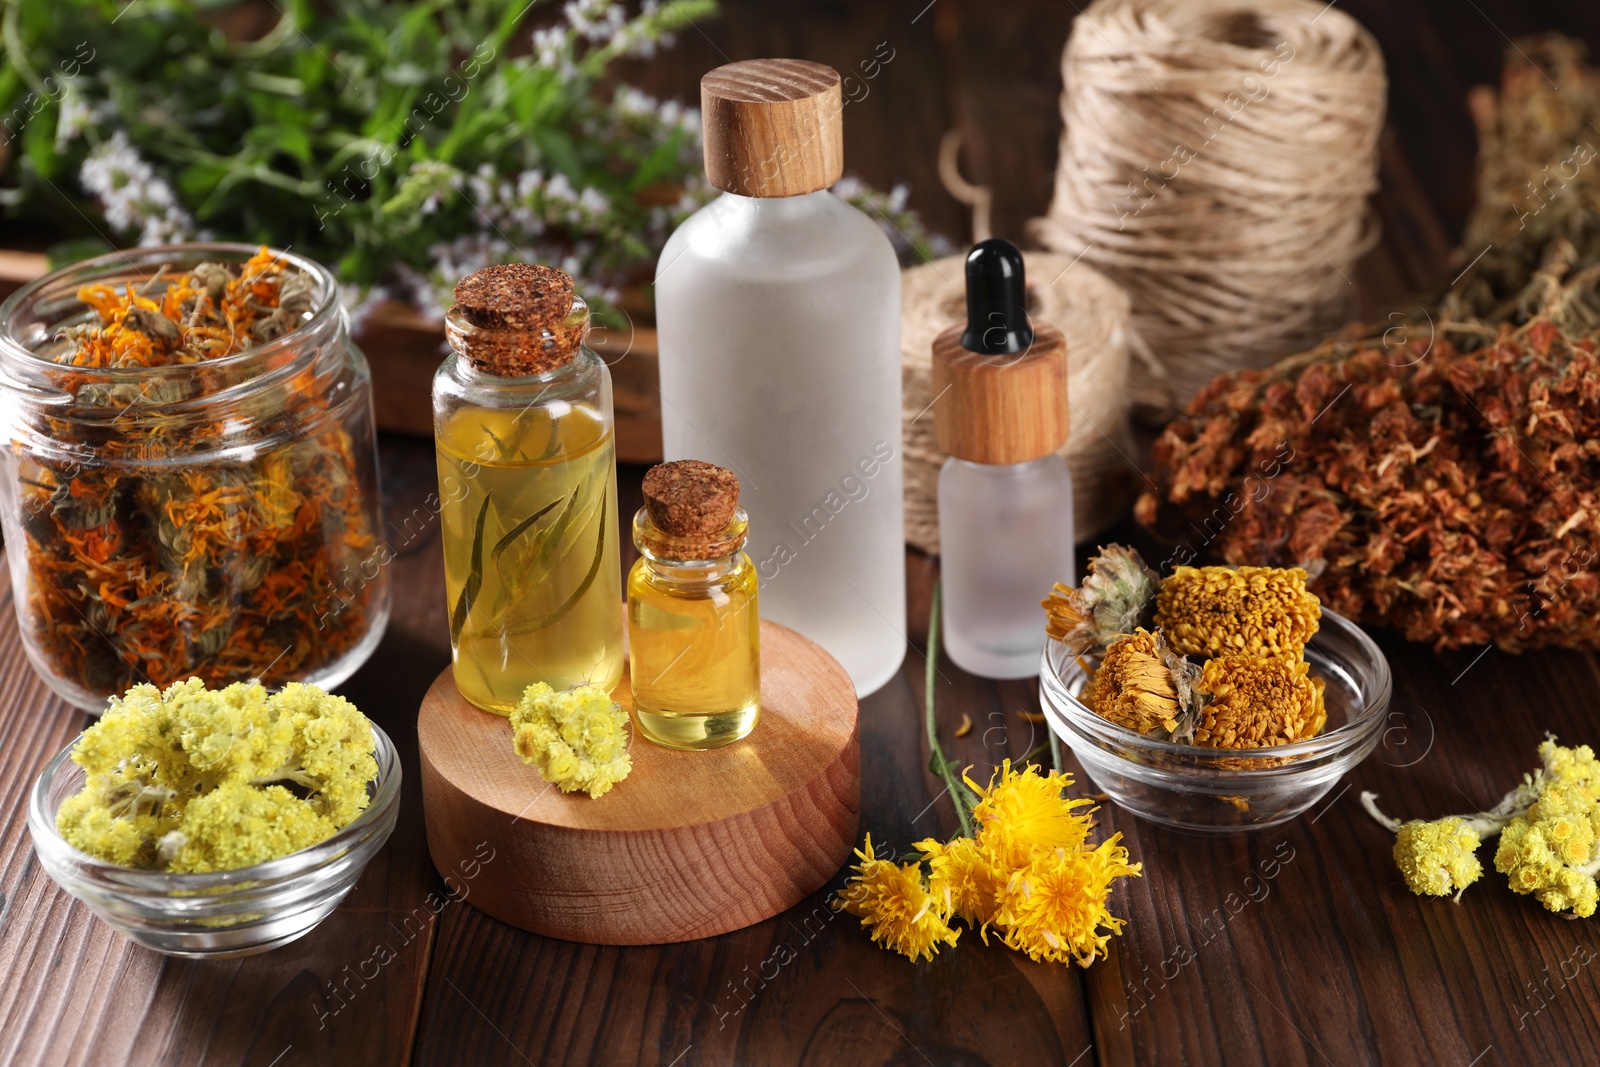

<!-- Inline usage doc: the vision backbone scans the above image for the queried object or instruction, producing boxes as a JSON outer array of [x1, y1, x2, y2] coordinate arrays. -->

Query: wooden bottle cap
[[701, 59, 843, 198], [638, 460, 744, 559], [932, 320, 1070, 465], [448, 264, 589, 376]]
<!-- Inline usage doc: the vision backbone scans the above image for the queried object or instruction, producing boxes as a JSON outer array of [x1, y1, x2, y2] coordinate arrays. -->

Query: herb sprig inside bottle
[[433, 264, 625, 714]]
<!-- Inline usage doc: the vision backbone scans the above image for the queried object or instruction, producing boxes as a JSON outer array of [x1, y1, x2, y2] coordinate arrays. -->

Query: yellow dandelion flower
[[1192, 655, 1327, 749], [1083, 629, 1183, 734], [995, 835, 1143, 967], [834, 834, 960, 962], [917, 834, 1002, 935], [1155, 565, 1320, 659], [967, 760, 1097, 873]]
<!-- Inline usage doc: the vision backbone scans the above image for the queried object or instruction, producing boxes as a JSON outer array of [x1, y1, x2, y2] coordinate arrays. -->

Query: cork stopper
[[638, 460, 745, 559], [447, 264, 589, 376], [701, 59, 843, 198], [932, 321, 1071, 465]]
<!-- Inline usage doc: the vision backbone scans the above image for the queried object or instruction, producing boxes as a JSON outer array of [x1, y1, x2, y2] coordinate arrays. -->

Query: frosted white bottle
[[654, 59, 906, 697], [932, 239, 1075, 679], [940, 457, 1075, 677]]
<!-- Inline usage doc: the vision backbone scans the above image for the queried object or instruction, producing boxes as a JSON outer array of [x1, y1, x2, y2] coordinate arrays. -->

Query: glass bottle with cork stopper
[[934, 239, 1075, 679], [628, 460, 760, 750], [433, 263, 625, 713], [653, 58, 906, 700]]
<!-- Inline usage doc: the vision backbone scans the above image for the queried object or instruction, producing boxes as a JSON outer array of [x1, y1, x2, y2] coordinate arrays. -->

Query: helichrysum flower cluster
[[1364, 738, 1600, 915], [510, 682, 632, 799], [836, 762, 1142, 966], [1050, 547, 1328, 750], [56, 678, 376, 872]]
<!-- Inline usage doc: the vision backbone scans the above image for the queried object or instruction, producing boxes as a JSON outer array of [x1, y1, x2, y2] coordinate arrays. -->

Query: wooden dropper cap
[[932, 240, 1070, 465], [701, 59, 843, 197]]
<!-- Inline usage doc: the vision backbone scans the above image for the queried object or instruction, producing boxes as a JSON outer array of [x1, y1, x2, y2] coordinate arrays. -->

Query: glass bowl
[[27, 721, 401, 958], [1039, 610, 1391, 833]]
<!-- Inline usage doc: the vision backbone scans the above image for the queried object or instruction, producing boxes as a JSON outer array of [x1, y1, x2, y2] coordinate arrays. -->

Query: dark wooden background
[[5, 1, 1600, 1065]]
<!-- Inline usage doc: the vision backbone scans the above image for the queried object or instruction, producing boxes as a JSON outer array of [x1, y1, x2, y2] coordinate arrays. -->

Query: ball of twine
[[1028, 0, 1386, 407], [902, 252, 1135, 554]]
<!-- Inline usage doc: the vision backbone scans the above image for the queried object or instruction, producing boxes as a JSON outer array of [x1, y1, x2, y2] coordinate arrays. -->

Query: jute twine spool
[[902, 253, 1134, 553], [1029, 0, 1386, 407]]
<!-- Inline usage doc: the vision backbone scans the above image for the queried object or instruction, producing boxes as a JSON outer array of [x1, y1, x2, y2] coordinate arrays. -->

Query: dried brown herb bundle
[[1137, 39, 1600, 651]]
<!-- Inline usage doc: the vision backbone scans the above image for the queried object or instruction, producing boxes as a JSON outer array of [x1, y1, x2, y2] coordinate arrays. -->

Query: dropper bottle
[[933, 239, 1075, 679]]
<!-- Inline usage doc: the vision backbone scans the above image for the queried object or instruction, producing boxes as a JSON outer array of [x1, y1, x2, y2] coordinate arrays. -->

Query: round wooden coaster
[[418, 619, 860, 945]]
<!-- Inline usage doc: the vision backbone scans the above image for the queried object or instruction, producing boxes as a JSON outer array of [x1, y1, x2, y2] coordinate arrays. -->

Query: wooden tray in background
[[0, 250, 666, 463]]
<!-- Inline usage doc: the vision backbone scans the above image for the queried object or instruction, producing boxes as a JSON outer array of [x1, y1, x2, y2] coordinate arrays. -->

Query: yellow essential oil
[[433, 265, 625, 714], [628, 461, 760, 749]]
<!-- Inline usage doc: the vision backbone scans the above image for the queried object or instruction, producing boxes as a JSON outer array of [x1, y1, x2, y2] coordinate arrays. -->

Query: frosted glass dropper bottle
[[654, 59, 906, 697], [934, 239, 1075, 679]]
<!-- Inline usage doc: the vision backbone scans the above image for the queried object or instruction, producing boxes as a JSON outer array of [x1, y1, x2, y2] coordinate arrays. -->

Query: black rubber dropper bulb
[[959, 238, 1034, 355]]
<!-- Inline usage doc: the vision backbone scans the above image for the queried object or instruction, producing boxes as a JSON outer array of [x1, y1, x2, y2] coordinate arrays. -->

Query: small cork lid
[[932, 321, 1071, 465], [639, 460, 745, 559], [701, 59, 843, 198], [448, 264, 589, 376]]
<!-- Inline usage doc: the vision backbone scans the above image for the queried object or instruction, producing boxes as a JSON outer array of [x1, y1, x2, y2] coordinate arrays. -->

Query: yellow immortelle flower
[[55, 678, 376, 872], [995, 835, 1142, 967], [1193, 655, 1327, 748], [1155, 565, 1320, 659], [511, 682, 632, 799], [1391, 817, 1483, 899], [835, 834, 960, 962], [917, 834, 1002, 934], [1495, 763, 1600, 918], [1083, 629, 1183, 735]]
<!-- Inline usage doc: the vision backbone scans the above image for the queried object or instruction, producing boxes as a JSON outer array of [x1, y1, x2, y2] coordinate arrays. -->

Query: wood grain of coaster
[[418, 617, 859, 945]]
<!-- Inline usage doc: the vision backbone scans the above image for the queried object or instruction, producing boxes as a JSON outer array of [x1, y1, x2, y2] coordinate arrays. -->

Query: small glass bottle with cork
[[628, 460, 760, 750], [934, 239, 1076, 679], [433, 263, 625, 713]]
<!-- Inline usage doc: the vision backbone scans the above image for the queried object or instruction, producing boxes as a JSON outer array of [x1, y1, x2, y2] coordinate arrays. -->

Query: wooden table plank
[[1074, 633, 1600, 1067]]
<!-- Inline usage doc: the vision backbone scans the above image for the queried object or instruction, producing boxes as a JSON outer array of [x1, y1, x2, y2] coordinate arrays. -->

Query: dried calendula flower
[[1155, 565, 1320, 659], [1083, 628, 1202, 736], [1044, 545, 1161, 647], [1192, 655, 1327, 748]]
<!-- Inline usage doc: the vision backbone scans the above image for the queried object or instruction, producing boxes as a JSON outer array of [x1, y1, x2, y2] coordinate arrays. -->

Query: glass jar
[[628, 503, 760, 750], [0, 244, 389, 711], [433, 288, 625, 714]]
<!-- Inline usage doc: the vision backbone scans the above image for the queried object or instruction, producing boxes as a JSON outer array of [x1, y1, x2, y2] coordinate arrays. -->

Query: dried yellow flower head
[[1083, 629, 1183, 735], [1043, 545, 1160, 647], [1392, 817, 1484, 899], [1192, 655, 1327, 748], [1155, 565, 1321, 659], [510, 682, 632, 799]]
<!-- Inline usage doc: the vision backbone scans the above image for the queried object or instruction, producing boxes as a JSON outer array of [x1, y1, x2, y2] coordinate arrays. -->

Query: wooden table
[[6, 1, 1600, 1064]]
